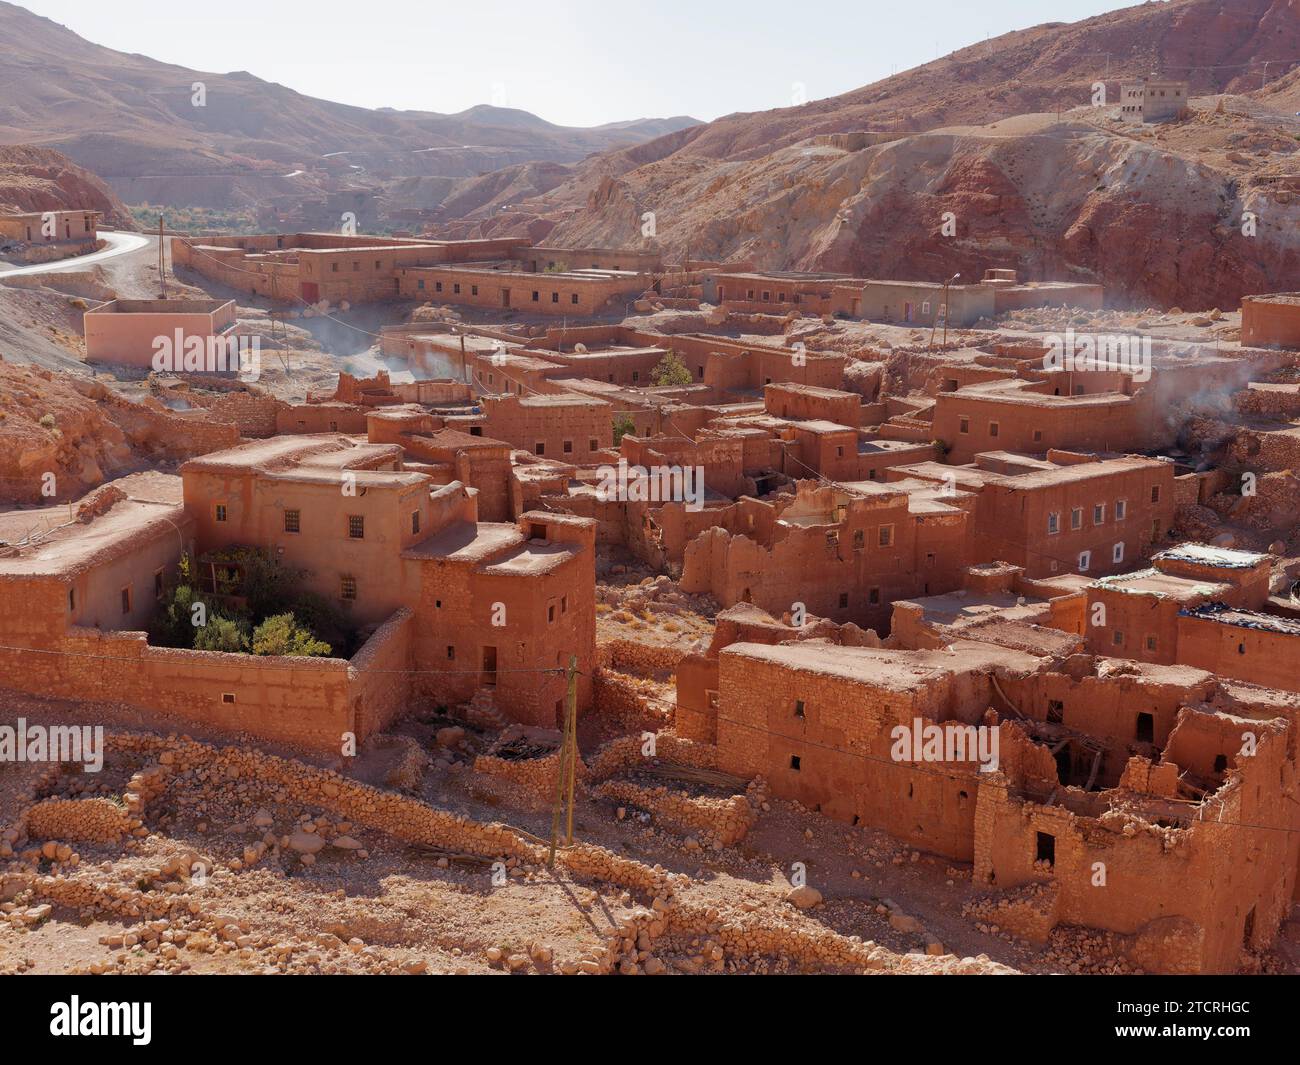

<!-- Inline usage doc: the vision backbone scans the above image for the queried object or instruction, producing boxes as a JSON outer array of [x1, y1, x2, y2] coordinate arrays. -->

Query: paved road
[[0, 230, 152, 278]]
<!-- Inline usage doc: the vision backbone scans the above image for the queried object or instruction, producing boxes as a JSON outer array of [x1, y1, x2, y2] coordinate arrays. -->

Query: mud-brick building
[[685, 612, 1300, 973], [0, 437, 597, 748], [1085, 544, 1273, 665], [0, 208, 99, 245], [679, 479, 968, 633], [1241, 293, 1300, 350], [889, 451, 1176, 579]]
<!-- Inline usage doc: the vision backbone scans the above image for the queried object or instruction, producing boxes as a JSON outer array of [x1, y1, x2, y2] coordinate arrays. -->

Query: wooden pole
[[158, 217, 167, 299], [564, 655, 578, 845]]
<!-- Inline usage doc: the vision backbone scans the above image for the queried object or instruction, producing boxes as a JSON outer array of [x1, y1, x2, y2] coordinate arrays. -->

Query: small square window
[[348, 515, 365, 539], [959, 416, 970, 434], [535, 442, 545, 456], [1115, 499, 1127, 521], [1150, 486, 1161, 504], [589, 438, 598, 451], [340, 575, 358, 600], [284, 509, 300, 533], [878, 524, 894, 548], [532, 291, 540, 302], [1047, 513, 1060, 535], [447, 646, 455, 660], [1113, 630, 1124, 646], [222, 692, 236, 704], [411, 511, 421, 535], [790, 755, 801, 771], [838, 592, 849, 608], [563, 440, 573, 454], [548, 604, 556, 623], [472, 285, 479, 296], [794, 700, 805, 718], [215, 503, 227, 523], [1145, 635, 1157, 651], [988, 421, 1000, 438], [1093, 503, 1105, 524], [1071, 508, 1082, 530], [869, 587, 881, 605], [571, 294, 579, 305], [1113, 542, 1125, 564]]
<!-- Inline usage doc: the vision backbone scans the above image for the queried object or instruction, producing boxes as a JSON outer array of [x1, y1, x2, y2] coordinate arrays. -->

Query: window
[[1136, 712, 1154, 743], [762, 291, 771, 302], [1115, 499, 1127, 521], [68, 588, 76, 612], [1113, 630, 1124, 646], [453, 283, 461, 295], [563, 440, 573, 454], [535, 442, 545, 456], [352, 261, 359, 272], [589, 438, 598, 452], [331, 263, 339, 273], [1150, 485, 1161, 504], [561, 595, 568, 614], [284, 509, 300, 533], [959, 416, 970, 434], [471, 285, 478, 296], [988, 420, 1000, 438], [571, 294, 579, 305], [548, 604, 556, 623], [1113, 542, 1125, 564], [878, 524, 894, 548], [348, 515, 365, 539], [1047, 512, 1060, 535], [551, 292, 559, 303], [1093, 503, 1105, 524], [411, 511, 421, 535], [1033, 429, 1043, 443], [1070, 508, 1083, 531], [868, 587, 881, 605], [214, 503, 227, 523], [838, 592, 849, 608], [417, 279, 425, 291], [1035, 832, 1055, 867], [532, 291, 540, 302], [794, 700, 805, 719], [435, 281, 443, 293], [853, 529, 864, 550], [120, 586, 132, 615], [154, 569, 165, 600], [632, 372, 640, 382], [375, 260, 382, 270], [340, 575, 357, 600], [1145, 635, 1157, 652], [447, 646, 455, 660], [790, 755, 801, 771], [222, 693, 236, 704], [1077, 551, 1091, 573]]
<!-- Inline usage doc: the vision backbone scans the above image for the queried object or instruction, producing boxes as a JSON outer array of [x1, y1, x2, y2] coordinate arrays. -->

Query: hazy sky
[[20, 0, 1139, 127]]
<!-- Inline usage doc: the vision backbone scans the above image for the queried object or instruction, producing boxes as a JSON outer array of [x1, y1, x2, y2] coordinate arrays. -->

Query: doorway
[[481, 646, 498, 687]]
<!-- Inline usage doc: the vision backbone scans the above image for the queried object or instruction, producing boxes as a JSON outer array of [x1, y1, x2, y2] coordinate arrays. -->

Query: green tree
[[193, 614, 250, 653], [650, 350, 693, 387], [613, 413, 636, 446], [251, 613, 332, 658]]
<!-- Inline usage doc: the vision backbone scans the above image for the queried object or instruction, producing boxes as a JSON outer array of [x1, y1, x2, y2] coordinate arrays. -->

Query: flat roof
[[1180, 603, 1300, 635], [1154, 543, 1270, 569], [1095, 568, 1232, 600], [721, 640, 1042, 689], [0, 496, 186, 579]]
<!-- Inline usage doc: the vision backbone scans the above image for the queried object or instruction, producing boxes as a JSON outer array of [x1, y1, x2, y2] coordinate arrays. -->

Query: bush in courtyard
[[251, 613, 332, 658]]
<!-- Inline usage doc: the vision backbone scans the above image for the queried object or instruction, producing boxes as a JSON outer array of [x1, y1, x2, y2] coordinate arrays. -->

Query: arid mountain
[[0, 144, 134, 227], [0, 1, 698, 210], [486, 0, 1300, 309]]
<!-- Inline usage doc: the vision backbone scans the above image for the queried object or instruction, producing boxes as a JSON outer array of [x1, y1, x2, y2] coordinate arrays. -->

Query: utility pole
[[158, 217, 167, 299], [548, 655, 579, 866]]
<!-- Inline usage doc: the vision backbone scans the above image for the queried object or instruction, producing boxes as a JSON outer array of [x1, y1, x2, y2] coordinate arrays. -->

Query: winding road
[[0, 230, 152, 278]]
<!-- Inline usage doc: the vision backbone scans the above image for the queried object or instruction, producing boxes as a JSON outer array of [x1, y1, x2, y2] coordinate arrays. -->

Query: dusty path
[[0, 230, 151, 278]]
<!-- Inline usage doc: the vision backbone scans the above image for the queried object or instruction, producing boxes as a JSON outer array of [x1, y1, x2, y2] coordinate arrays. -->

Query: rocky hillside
[[0, 144, 134, 227], [461, 0, 1300, 308], [0, 1, 698, 211]]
